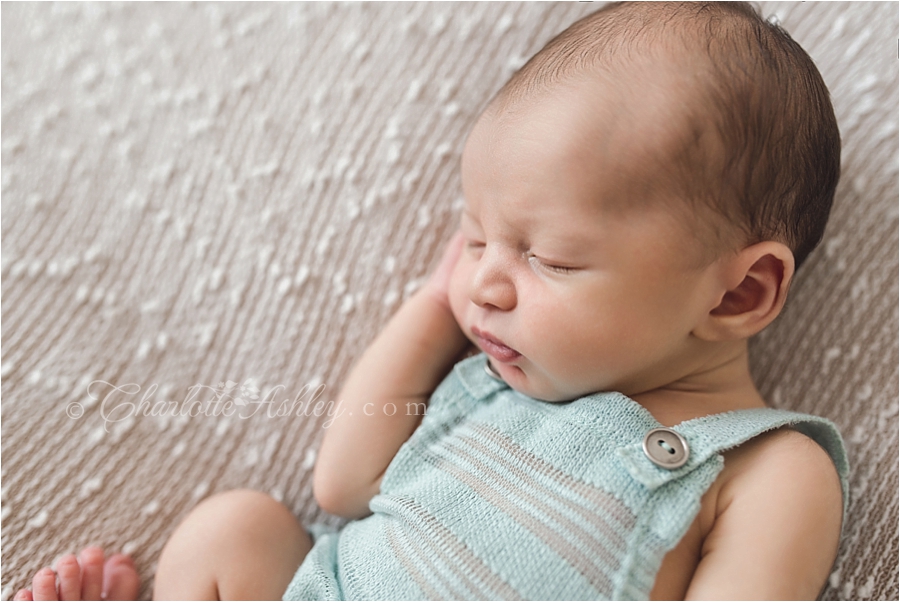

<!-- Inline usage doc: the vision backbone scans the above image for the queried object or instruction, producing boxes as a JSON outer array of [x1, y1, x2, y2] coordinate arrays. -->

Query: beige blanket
[[2, 3, 896, 600]]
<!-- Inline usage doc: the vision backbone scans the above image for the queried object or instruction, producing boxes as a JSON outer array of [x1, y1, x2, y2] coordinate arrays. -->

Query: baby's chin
[[497, 363, 585, 404], [473, 338, 602, 402], [518, 386, 582, 404]]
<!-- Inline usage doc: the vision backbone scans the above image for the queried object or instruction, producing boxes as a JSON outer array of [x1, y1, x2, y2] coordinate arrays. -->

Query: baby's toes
[[31, 567, 58, 601], [76, 547, 104, 601], [13, 589, 34, 601], [55, 555, 82, 601]]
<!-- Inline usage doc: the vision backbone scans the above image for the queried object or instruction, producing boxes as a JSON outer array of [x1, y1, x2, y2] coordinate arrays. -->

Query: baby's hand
[[423, 231, 465, 311]]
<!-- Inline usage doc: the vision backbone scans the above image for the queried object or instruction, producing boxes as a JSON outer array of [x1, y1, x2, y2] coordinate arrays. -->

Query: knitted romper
[[284, 353, 849, 600]]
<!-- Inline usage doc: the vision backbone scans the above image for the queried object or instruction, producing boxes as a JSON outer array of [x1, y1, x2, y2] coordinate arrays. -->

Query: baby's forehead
[[476, 62, 726, 233], [476, 82, 696, 205], [500, 38, 708, 130], [508, 65, 706, 181]]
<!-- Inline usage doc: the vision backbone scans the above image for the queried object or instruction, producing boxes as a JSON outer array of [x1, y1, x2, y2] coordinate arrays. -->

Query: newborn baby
[[15, 2, 847, 600]]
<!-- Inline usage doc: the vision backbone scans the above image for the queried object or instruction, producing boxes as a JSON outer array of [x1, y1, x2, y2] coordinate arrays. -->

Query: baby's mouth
[[471, 326, 521, 362]]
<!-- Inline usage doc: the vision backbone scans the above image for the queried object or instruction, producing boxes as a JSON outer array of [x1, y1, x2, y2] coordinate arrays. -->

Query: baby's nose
[[468, 247, 517, 311]]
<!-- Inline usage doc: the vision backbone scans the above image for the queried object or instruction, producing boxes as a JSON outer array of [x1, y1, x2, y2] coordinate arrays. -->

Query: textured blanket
[[2, 3, 897, 600]]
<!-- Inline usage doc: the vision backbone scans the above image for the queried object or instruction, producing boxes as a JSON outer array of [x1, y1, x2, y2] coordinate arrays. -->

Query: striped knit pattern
[[2, 3, 896, 600], [283, 354, 848, 601]]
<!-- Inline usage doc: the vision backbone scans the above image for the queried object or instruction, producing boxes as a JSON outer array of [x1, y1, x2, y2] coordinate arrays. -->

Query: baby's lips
[[472, 328, 521, 362]]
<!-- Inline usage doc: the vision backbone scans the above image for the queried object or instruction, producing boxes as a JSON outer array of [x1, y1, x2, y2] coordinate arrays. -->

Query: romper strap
[[617, 408, 849, 516]]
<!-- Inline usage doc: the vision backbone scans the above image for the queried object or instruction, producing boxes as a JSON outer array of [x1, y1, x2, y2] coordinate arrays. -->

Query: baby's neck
[[630, 340, 766, 427]]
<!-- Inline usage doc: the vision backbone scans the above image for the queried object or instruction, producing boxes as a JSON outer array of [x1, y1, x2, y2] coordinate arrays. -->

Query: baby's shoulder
[[708, 427, 844, 530], [654, 427, 844, 599], [717, 426, 842, 500], [696, 427, 844, 536], [675, 428, 844, 598]]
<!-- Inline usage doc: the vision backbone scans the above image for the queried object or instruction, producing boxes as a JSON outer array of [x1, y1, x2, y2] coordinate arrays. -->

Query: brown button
[[642, 427, 690, 469]]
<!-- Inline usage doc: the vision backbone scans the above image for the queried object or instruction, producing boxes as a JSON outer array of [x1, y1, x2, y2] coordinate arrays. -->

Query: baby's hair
[[493, 2, 840, 268]]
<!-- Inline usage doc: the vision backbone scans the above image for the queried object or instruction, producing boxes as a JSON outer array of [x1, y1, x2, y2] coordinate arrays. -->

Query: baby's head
[[449, 2, 840, 402]]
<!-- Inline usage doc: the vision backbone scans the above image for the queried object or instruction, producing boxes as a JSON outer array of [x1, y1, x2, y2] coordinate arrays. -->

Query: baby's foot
[[13, 547, 140, 601]]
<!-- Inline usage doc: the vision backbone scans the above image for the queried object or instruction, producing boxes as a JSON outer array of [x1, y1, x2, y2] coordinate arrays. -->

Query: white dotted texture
[[1, 3, 896, 600]]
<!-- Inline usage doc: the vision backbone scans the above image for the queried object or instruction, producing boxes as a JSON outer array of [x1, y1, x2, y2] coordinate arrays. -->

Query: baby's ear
[[693, 242, 795, 342]]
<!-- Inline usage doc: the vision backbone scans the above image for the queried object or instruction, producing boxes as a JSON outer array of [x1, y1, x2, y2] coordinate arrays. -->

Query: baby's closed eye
[[526, 252, 578, 274]]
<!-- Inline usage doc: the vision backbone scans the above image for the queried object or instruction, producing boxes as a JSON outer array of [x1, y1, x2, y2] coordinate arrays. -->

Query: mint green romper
[[284, 353, 848, 600]]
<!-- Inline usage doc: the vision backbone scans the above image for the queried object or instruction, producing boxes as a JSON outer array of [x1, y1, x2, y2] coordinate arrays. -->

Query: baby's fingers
[[30, 568, 57, 601], [55, 555, 81, 601]]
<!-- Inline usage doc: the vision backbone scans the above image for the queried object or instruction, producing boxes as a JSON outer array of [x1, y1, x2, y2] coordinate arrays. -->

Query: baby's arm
[[677, 429, 844, 600], [312, 233, 470, 519]]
